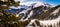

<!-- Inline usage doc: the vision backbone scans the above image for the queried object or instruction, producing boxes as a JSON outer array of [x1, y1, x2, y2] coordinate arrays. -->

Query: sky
[[20, 0, 60, 6]]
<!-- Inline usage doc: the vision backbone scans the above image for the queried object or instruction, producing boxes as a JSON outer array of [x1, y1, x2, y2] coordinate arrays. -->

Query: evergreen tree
[[0, 0, 29, 27]]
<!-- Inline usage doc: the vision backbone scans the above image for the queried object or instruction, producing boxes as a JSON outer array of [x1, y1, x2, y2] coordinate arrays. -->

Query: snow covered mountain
[[16, 2, 52, 21], [30, 2, 51, 8], [26, 5, 60, 27]]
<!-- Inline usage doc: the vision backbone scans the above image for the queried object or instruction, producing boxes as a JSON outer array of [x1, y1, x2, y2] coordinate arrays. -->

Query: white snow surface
[[39, 16, 60, 25]]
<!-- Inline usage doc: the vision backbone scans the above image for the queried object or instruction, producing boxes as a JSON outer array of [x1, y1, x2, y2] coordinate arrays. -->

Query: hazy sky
[[21, 0, 60, 6]]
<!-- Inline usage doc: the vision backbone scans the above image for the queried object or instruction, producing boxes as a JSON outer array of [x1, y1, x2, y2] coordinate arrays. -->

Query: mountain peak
[[20, 2, 52, 8], [30, 2, 52, 8]]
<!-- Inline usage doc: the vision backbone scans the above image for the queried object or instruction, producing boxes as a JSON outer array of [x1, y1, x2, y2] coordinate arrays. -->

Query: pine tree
[[0, 0, 29, 27]]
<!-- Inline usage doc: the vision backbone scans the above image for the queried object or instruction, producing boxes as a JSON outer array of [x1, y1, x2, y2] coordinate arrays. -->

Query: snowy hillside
[[17, 2, 52, 21]]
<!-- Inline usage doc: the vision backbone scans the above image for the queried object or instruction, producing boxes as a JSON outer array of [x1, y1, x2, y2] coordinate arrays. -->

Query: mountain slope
[[29, 5, 60, 20], [26, 5, 60, 27], [17, 2, 52, 21], [21, 5, 52, 21]]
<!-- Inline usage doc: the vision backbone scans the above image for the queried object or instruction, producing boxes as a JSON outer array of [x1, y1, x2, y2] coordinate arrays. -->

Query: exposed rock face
[[30, 5, 60, 20], [26, 5, 60, 27]]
